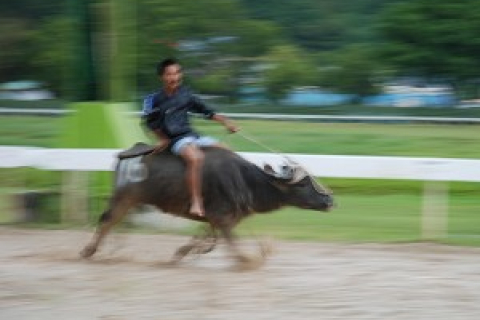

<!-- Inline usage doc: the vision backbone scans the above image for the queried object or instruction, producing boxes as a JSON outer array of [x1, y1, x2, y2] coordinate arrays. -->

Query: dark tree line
[[1, 0, 479, 100]]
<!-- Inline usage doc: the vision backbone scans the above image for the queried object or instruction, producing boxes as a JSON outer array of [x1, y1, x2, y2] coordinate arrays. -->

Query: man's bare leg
[[213, 142, 229, 150], [179, 145, 205, 217]]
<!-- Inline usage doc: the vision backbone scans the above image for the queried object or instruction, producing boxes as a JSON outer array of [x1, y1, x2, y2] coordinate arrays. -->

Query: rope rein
[[232, 130, 332, 195], [234, 131, 298, 165]]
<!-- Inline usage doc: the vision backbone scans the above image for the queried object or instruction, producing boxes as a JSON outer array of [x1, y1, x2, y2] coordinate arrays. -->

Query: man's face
[[161, 63, 182, 91]]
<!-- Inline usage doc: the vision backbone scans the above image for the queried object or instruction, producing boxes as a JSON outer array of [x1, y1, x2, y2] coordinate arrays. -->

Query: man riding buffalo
[[142, 58, 239, 217]]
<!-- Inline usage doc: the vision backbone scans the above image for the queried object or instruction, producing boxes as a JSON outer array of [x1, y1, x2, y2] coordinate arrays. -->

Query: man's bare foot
[[190, 202, 205, 217]]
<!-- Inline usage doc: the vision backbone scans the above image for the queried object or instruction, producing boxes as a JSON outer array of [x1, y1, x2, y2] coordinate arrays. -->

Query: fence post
[[61, 171, 89, 224], [421, 181, 448, 240]]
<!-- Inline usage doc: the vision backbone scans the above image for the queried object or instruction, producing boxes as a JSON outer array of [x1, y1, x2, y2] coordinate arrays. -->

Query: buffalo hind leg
[[80, 196, 136, 258], [169, 225, 218, 265], [190, 225, 218, 255]]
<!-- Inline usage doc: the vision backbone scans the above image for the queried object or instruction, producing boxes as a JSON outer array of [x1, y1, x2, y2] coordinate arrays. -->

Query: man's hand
[[212, 114, 239, 134], [225, 122, 239, 134]]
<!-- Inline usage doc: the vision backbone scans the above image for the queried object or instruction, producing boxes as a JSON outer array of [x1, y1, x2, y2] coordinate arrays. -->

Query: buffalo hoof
[[80, 245, 97, 259], [155, 259, 181, 268], [191, 241, 216, 255], [259, 239, 273, 258], [231, 255, 265, 272]]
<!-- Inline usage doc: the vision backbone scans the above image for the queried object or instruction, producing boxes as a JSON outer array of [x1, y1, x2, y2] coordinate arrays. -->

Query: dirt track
[[1, 227, 480, 320]]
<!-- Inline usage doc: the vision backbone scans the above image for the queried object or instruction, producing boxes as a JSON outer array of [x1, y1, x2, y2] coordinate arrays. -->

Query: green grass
[[236, 181, 480, 245], [447, 194, 480, 245], [195, 120, 480, 158], [0, 99, 65, 109], [215, 103, 480, 117], [0, 114, 479, 245], [0, 188, 19, 223], [2, 115, 480, 159], [0, 116, 61, 147], [238, 193, 422, 242]]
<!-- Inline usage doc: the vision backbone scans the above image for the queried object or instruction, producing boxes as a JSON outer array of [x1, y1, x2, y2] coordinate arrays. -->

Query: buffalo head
[[263, 163, 334, 211]]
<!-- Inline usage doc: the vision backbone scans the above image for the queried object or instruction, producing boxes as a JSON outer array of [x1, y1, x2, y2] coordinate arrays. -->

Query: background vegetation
[[1, 0, 480, 100]]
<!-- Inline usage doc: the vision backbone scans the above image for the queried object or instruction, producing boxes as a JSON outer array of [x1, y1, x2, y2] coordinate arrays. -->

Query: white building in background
[[0, 80, 54, 101], [363, 82, 457, 107]]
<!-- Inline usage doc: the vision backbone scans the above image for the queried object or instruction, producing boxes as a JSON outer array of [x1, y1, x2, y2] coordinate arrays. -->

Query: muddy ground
[[1, 227, 480, 320]]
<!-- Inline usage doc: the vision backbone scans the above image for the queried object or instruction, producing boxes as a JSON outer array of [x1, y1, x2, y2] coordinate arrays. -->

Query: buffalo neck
[[248, 169, 288, 213]]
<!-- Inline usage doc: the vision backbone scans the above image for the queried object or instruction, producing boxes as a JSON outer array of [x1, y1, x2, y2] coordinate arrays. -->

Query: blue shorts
[[171, 135, 218, 155]]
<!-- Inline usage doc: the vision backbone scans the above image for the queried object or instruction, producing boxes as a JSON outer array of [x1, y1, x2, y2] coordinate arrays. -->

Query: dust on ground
[[1, 227, 480, 320]]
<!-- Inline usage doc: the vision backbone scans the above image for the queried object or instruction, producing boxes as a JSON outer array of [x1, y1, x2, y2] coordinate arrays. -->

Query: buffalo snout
[[322, 194, 335, 211]]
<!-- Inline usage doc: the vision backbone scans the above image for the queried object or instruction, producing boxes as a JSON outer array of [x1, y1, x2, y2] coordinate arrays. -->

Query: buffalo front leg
[[219, 226, 266, 271], [169, 225, 218, 265], [80, 196, 135, 258]]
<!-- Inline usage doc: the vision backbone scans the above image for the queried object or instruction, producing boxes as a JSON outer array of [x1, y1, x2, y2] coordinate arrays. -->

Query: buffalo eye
[[294, 178, 310, 187]]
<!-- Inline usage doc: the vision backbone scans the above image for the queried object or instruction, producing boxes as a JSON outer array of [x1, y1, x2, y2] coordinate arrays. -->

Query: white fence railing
[[2, 107, 480, 124], [3, 146, 480, 181], [2, 146, 479, 238]]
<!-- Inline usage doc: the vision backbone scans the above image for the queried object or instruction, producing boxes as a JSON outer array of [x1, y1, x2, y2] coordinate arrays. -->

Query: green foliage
[[0, 1, 63, 83], [263, 45, 318, 100], [0, 0, 60, 20], [31, 17, 73, 96], [191, 71, 235, 96], [0, 18, 36, 83], [239, 0, 400, 50], [317, 45, 381, 97], [135, 0, 283, 90], [232, 20, 283, 57], [2, 0, 480, 102], [378, 0, 480, 95]]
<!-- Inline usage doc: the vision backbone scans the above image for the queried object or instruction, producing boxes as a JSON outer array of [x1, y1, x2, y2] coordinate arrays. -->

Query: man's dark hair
[[156, 58, 179, 75]]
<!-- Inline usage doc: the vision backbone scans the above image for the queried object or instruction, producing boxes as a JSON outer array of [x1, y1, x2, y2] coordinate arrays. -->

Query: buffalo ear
[[263, 163, 296, 185], [263, 164, 276, 175]]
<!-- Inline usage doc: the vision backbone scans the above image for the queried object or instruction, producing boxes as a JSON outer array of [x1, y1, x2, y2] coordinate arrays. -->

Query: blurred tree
[[0, 18, 36, 82], [239, 0, 346, 51], [0, 0, 59, 20], [135, 0, 283, 92], [263, 45, 317, 101], [0, 0, 63, 83], [379, 0, 480, 98], [31, 18, 73, 96], [2, 0, 419, 98], [239, 0, 401, 51], [317, 45, 381, 99], [191, 71, 235, 96], [231, 20, 283, 57]]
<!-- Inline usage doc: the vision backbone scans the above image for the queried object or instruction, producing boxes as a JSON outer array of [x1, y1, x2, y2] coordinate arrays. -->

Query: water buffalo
[[81, 142, 334, 268]]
